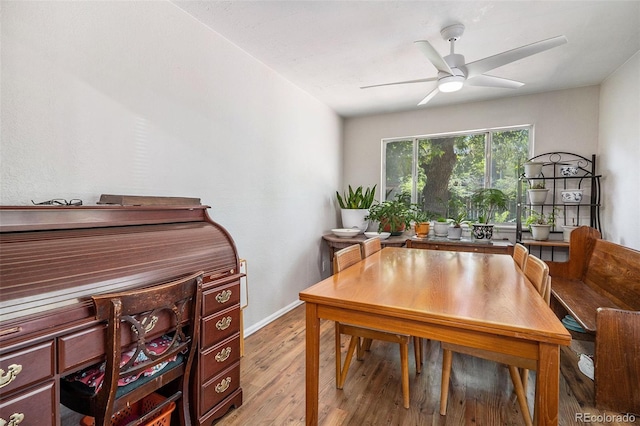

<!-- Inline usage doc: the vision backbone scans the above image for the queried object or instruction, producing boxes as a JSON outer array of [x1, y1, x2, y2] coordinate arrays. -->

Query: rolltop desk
[[0, 205, 243, 425]]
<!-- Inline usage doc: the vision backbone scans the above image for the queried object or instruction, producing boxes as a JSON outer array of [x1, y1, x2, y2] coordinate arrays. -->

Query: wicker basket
[[80, 393, 175, 426]]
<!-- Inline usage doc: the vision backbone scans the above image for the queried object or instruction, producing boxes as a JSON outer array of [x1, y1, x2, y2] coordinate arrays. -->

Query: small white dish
[[331, 228, 360, 238], [561, 190, 583, 203], [364, 231, 391, 240]]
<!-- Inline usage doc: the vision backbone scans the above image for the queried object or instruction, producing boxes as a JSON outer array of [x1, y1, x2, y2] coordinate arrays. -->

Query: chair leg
[[520, 368, 529, 394], [413, 337, 422, 374], [508, 365, 533, 426], [335, 322, 341, 388], [399, 342, 410, 409], [337, 335, 359, 389], [357, 337, 367, 360], [439, 348, 453, 415]]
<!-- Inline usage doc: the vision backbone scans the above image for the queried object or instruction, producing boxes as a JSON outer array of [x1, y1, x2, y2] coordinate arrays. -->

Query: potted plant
[[366, 193, 412, 236], [524, 208, 558, 240], [336, 185, 376, 233], [411, 207, 434, 238], [527, 180, 549, 205], [433, 217, 450, 237], [470, 188, 509, 240], [523, 161, 544, 178], [447, 213, 467, 240]]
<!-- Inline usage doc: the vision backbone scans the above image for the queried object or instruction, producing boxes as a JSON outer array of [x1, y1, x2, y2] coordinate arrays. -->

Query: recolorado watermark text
[[575, 412, 636, 423]]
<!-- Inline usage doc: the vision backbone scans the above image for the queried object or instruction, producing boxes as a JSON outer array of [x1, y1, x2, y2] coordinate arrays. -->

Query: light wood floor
[[62, 304, 638, 425], [215, 304, 638, 426]]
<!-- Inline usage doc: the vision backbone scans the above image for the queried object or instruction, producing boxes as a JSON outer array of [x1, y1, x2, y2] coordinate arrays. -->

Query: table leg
[[305, 302, 320, 425], [535, 342, 560, 425]]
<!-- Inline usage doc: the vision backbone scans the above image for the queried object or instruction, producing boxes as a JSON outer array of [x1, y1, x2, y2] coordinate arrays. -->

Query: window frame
[[380, 125, 533, 219]]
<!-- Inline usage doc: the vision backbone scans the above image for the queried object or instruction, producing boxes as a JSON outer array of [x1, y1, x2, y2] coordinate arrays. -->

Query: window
[[382, 126, 530, 223]]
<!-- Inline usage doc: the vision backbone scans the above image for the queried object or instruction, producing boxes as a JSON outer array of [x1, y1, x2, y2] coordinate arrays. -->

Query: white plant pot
[[447, 227, 463, 240], [527, 189, 549, 205], [434, 222, 450, 237], [340, 208, 369, 233], [530, 224, 551, 241], [524, 162, 544, 178], [562, 225, 578, 242]]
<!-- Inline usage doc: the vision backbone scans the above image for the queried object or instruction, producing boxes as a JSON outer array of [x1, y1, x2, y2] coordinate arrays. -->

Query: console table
[[407, 236, 514, 255], [322, 234, 407, 262]]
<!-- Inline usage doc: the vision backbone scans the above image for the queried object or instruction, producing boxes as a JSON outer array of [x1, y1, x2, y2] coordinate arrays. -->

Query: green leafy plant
[[410, 205, 436, 223], [524, 208, 558, 229], [449, 212, 468, 228], [529, 180, 546, 189], [366, 192, 412, 234], [336, 185, 376, 209], [471, 188, 509, 224]]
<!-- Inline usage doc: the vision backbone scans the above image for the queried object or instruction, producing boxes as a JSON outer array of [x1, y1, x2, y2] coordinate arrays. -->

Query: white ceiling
[[172, 1, 640, 117]]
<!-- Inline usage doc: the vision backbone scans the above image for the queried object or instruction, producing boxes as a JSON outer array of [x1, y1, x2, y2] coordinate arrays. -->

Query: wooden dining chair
[[359, 238, 424, 369], [513, 242, 529, 271], [60, 272, 203, 426], [333, 244, 417, 409], [360, 236, 382, 258], [440, 255, 549, 426]]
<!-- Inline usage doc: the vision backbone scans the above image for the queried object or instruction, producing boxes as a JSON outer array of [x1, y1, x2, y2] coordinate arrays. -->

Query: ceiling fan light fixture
[[438, 75, 464, 92]]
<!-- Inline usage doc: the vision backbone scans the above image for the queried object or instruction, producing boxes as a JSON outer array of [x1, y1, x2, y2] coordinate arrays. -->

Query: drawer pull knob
[[215, 347, 232, 362], [215, 290, 232, 304], [215, 377, 231, 393], [0, 364, 22, 389], [215, 316, 232, 331], [0, 412, 25, 426]]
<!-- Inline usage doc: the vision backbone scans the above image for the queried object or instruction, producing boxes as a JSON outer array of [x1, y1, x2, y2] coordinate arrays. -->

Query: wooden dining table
[[299, 247, 571, 425]]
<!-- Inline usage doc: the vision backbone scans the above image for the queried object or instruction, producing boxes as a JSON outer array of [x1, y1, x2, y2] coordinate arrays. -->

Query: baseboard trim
[[243, 299, 304, 338]]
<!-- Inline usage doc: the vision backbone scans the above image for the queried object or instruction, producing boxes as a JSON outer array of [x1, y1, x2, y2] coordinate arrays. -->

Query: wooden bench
[[546, 226, 640, 415]]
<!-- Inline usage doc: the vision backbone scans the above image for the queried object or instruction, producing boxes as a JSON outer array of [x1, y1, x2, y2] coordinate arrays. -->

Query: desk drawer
[[0, 381, 55, 426], [200, 362, 240, 416], [202, 281, 240, 317], [201, 306, 240, 348], [0, 341, 54, 396], [58, 325, 104, 373], [200, 333, 240, 383]]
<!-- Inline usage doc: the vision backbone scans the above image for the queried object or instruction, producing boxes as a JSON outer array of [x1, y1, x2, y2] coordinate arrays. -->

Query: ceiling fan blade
[[465, 35, 567, 78], [466, 74, 524, 89], [360, 77, 437, 89], [417, 87, 439, 106], [414, 40, 454, 75]]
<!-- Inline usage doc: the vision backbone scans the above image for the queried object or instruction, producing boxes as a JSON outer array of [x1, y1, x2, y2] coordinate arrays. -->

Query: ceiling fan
[[361, 24, 567, 106]]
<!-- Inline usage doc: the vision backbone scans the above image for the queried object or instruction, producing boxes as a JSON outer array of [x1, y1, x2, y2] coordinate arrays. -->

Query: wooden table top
[[300, 247, 570, 346]]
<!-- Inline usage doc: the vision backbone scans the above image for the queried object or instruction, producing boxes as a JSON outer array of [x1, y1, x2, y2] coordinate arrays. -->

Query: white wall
[[343, 86, 600, 190], [598, 51, 640, 250], [0, 1, 342, 331]]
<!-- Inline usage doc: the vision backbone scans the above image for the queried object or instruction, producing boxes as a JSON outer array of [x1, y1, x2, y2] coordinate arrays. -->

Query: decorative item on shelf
[[559, 165, 579, 177], [447, 213, 468, 240], [336, 185, 376, 233], [364, 231, 391, 240], [527, 181, 549, 205], [410, 207, 434, 238], [470, 188, 509, 240], [561, 190, 583, 203], [524, 207, 558, 241], [562, 225, 578, 242], [331, 228, 360, 238], [523, 161, 544, 178], [365, 192, 412, 236], [433, 217, 450, 237]]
